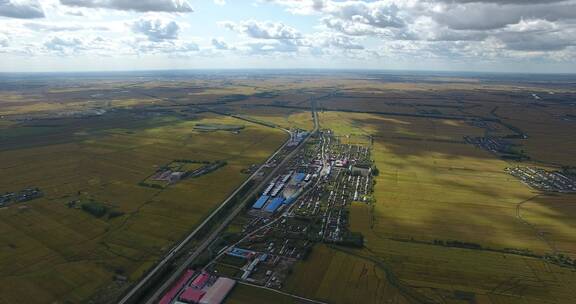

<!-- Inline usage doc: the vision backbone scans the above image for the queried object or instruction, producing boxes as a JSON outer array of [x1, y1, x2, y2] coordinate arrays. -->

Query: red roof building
[[158, 270, 195, 304], [179, 287, 206, 303], [190, 271, 210, 289]]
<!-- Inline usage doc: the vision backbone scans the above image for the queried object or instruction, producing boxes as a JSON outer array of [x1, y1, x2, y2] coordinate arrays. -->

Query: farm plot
[[316, 111, 576, 304], [0, 113, 287, 304], [228, 105, 315, 131], [283, 244, 410, 304]]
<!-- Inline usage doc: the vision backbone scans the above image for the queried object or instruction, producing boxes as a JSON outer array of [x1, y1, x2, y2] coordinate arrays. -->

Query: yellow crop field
[[314, 111, 576, 303], [2, 74, 575, 304], [229, 106, 315, 131], [284, 244, 411, 304], [0, 113, 287, 304]]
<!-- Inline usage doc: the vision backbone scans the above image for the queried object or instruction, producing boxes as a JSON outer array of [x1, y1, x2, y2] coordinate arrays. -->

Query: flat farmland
[[229, 106, 315, 131], [1, 73, 576, 304], [493, 104, 576, 166], [226, 284, 296, 304], [283, 244, 411, 304], [316, 111, 576, 303], [0, 113, 287, 304]]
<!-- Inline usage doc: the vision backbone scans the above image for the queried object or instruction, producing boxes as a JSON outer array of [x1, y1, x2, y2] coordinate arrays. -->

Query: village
[[0, 187, 43, 207], [506, 166, 576, 193], [155, 130, 375, 304]]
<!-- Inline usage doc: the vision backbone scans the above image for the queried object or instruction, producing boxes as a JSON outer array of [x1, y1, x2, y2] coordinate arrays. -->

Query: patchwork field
[[227, 284, 296, 304], [228, 106, 315, 131], [494, 104, 576, 166], [1, 72, 575, 304], [284, 244, 411, 304], [0, 113, 287, 303], [314, 111, 576, 303]]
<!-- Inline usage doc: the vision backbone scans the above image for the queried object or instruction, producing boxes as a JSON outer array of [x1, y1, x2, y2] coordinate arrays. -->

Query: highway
[[119, 105, 318, 304], [205, 124, 326, 270], [118, 131, 291, 304]]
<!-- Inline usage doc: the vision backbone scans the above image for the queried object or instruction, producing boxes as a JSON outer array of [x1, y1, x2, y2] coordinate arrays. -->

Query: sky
[[0, 0, 575, 73]]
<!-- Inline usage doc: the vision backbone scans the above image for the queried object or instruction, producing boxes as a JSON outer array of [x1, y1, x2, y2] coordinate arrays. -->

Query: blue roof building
[[265, 197, 284, 213], [294, 173, 306, 183], [252, 195, 269, 209], [284, 196, 296, 205], [227, 247, 255, 259]]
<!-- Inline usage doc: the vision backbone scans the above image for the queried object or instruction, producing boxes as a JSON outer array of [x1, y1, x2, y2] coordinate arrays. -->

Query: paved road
[[118, 129, 291, 304], [127, 108, 318, 304], [119, 102, 318, 304]]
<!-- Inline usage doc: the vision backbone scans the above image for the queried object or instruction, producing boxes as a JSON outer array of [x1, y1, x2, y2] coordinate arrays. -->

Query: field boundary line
[[237, 281, 328, 304], [515, 194, 558, 254], [118, 127, 292, 304], [328, 245, 438, 304]]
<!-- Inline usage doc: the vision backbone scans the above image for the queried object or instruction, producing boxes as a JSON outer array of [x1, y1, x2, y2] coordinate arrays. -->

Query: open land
[[1, 71, 576, 304], [315, 111, 576, 303], [0, 92, 287, 303]]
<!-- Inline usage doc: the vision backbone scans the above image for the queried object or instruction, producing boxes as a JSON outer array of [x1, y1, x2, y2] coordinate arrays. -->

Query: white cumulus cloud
[[221, 20, 302, 40], [0, 0, 45, 19], [59, 0, 193, 13], [131, 17, 180, 42]]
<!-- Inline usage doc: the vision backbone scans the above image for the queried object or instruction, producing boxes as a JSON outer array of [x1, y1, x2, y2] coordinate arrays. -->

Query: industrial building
[[261, 182, 275, 196], [157, 269, 237, 304], [241, 258, 260, 280], [227, 247, 256, 259], [265, 197, 285, 213], [190, 271, 210, 289], [199, 278, 236, 304], [251, 195, 269, 209], [158, 270, 196, 304], [270, 182, 285, 197], [179, 288, 205, 303], [281, 171, 293, 183]]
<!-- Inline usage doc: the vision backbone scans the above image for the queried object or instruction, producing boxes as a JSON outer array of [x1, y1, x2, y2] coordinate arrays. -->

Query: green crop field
[[284, 244, 411, 304], [303, 111, 576, 304], [1, 73, 575, 304], [0, 113, 287, 304], [229, 106, 315, 131], [227, 284, 297, 304]]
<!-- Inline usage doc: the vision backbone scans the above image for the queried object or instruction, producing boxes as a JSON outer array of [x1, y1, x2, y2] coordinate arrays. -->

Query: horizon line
[[1, 68, 576, 76]]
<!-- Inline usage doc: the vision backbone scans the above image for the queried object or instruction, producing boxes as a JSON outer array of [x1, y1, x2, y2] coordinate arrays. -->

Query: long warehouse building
[[265, 197, 284, 213], [262, 182, 275, 196], [199, 278, 236, 304], [158, 270, 196, 304], [270, 183, 285, 197], [252, 195, 269, 209]]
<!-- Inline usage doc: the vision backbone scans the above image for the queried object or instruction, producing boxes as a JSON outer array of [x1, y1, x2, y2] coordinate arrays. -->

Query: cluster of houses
[[0, 187, 43, 207], [506, 167, 576, 193]]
